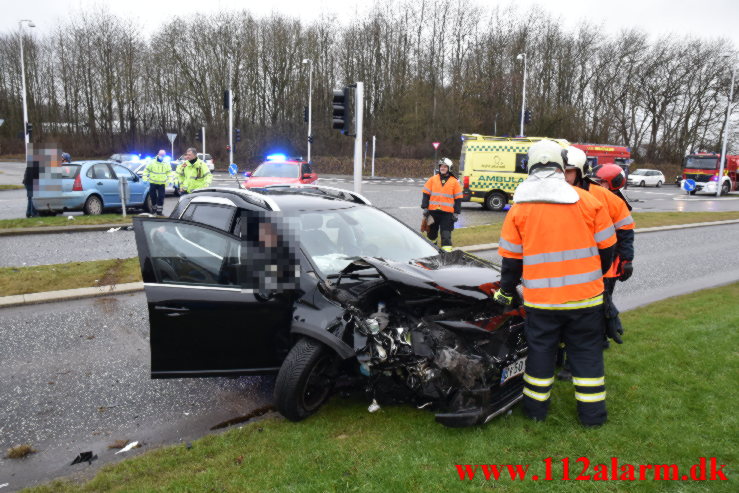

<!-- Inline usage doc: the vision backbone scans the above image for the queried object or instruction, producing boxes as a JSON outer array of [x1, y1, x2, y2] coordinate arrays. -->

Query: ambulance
[[459, 134, 569, 211]]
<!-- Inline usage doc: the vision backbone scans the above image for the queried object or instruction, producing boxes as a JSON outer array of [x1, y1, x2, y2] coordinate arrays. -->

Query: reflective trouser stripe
[[523, 246, 599, 266], [594, 225, 616, 243], [572, 376, 605, 386], [524, 374, 555, 387], [523, 388, 551, 402], [499, 238, 523, 253], [613, 216, 634, 228], [575, 391, 606, 402], [523, 269, 602, 289]]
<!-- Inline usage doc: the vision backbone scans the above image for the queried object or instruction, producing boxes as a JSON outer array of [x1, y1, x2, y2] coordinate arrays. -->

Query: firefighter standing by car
[[421, 158, 463, 252], [143, 149, 174, 216], [177, 147, 212, 194], [493, 139, 617, 426]]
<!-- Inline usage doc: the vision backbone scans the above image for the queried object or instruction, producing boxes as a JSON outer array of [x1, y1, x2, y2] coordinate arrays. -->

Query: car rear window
[[182, 204, 235, 232], [60, 165, 81, 179]]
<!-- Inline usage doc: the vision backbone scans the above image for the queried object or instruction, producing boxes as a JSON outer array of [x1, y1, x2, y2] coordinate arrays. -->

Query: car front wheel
[[721, 181, 730, 195], [274, 337, 338, 422], [143, 193, 153, 213], [656, 180, 662, 188], [83, 195, 103, 215], [640, 180, 646, 187]]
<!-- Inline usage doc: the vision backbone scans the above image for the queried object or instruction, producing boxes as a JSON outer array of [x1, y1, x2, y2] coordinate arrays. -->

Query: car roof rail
[[261, 184, 372, 205], [192, 187, 281, 211]]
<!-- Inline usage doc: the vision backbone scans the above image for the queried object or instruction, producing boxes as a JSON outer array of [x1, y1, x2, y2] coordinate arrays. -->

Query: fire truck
[[680, 152, 739, 195], [571, 143, 632, 173]]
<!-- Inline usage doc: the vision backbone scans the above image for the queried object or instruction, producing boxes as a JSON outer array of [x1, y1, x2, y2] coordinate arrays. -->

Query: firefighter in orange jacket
[[421, 158, 463, 252], [564, 148, 635, 297], [493, 140, 617, 426]]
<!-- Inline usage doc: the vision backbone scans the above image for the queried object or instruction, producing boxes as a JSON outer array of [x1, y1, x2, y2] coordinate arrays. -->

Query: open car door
[[133, 216, 293, 378]]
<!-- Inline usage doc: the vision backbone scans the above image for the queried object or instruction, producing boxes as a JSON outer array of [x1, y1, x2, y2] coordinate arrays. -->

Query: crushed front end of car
[[320, 250, 527, 427]]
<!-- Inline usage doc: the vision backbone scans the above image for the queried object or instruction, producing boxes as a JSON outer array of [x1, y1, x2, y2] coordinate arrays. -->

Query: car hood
[[341, 250, 500, 302], [244, 177, 301, 188]]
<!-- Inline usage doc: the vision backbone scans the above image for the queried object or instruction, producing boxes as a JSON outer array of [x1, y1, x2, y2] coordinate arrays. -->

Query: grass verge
[[0, 184, 24, 190], [27, 283, 739, 492], [0, 258, 140, 296], [0, 214, 132, 229], [450, 210, 739, 247]]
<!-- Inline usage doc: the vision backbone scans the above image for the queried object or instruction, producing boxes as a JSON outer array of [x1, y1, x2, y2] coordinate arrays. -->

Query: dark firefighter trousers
[[150, 184, 166, 215], [523, 305, 607, 426], [427, 209, 455, 247]]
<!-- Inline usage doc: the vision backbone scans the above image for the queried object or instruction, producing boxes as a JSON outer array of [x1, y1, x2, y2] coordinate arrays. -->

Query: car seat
[[300, 214, 335, 256]]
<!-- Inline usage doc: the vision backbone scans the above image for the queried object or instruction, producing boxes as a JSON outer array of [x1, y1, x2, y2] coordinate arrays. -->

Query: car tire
[[640, 180, 646, 187], [143, 193, 153, 213], [656, 181, 662, 188], [83, 195, 103, 215], [721, 181, 730, 196], [274, 337, 338, 422], [483, 192, 507, 212]]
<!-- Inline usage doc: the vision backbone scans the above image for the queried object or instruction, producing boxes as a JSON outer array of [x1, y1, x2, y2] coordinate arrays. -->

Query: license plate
[[500, 357, 526, 384]]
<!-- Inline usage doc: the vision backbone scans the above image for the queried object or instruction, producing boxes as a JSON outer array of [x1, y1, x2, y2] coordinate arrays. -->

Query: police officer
[[177, 147, 212, 194], [421, 158, 463, 252], [143, 149, 173, 216], [493, 140, 616, 426]]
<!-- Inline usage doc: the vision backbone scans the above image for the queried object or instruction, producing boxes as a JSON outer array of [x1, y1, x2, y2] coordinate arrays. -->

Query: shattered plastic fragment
[[107, 227, 121, 233], [114, 441, 139, 454], [368, 399, 381, 413], [70, 451, 97, 465]]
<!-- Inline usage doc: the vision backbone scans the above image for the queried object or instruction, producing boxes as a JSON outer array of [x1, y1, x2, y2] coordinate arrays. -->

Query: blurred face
[[259, 222, 278, 248], [565, 168, 578, 185], [157, 150, 166, 158], [184, 150, 196, 160], [439, 164, 449, 175]]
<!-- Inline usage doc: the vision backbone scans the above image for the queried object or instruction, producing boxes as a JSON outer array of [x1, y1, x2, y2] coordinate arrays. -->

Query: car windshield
[[296, 207, 439, 276], [631, 169, 648, 175], [253, 162, 300, 178], [683, 156, 718, 170]]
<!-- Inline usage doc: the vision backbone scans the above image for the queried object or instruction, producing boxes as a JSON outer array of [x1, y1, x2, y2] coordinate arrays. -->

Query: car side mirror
[[132, 175, 139, 182]]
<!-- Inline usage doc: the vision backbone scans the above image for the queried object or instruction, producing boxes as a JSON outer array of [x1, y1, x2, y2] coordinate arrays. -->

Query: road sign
[[683, 179, 696, 192], [166, 133, 177, 143], [432, 142, 440, 150], [228, 163, 238, 176]]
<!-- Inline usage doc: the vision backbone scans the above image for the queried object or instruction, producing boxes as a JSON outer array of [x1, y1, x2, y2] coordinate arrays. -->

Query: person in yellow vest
[[177, 147, 212, 194], [142, 149, 174, 216], [421, 158, 463, 252]]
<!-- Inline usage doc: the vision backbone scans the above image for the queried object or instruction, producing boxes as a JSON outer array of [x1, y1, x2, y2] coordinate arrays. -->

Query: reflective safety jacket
[[176, 159, 212, 193], [586, 183, 635, 278], [143, 159, 174, 186], [499, 187, 616, 309], [422, 174, 463, 214]]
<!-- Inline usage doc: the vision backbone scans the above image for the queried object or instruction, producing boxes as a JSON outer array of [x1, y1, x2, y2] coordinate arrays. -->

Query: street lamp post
[[19, 19, 35, 162], [228, 59, 234, 166], [516, 53, 527, 137], [717, 59, 736, 197], [302, 58, 313, 162]]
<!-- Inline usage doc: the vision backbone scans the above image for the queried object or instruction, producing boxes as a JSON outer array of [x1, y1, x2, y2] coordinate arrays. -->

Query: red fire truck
[[572, 143, 632, 170], [680, 152, 739, 195]]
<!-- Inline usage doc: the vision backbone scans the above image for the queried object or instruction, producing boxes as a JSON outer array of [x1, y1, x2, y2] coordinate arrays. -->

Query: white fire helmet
[[438, 158, 453, 172], [565, 146, 588, 177], [527, 140, 566, 173]]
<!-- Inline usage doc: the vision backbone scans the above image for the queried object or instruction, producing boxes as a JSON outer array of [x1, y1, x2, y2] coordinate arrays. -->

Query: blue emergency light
[[266, 153, 287, 161]]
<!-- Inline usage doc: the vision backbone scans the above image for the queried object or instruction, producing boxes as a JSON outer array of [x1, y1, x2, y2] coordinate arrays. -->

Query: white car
[[628, 169, 665, 187]]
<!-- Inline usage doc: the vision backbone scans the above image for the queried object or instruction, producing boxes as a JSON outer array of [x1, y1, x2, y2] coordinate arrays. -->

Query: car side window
[[142, 221, 241, 287], [112, 165, 136, 181], [183, 204, 236, 232], [92, 163, 113, 180]]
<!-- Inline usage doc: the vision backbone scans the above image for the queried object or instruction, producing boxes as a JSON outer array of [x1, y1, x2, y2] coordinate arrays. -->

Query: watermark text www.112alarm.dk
[[456, 457, 728, 482]]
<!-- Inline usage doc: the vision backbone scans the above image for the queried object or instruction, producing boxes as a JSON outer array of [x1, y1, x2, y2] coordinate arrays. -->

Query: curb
[[1, 219, 738, 308], [0, 223, 133, 236], [0, 282, 143, 308]]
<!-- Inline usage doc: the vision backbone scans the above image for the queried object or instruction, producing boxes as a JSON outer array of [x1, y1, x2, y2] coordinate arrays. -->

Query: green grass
[[0, 214, 132, 229], [450, 211, 739, 247], [0, 258, 140, 296], [27, 283, 739, 492], [0, 184, 24, 190]]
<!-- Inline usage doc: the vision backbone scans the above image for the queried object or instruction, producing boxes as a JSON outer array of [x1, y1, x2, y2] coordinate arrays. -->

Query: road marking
[[673, 196, 739, 201]]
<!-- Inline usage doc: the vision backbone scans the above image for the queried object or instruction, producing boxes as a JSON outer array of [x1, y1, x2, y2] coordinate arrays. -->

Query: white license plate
[[500, 357, 526, 384]]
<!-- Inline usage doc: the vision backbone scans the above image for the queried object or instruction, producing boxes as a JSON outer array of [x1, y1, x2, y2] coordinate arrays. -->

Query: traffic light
[[234, 128, 241, 142], [224, 90, 230, 111], [524, 109, 532, 125], [332, 86, 355, 136], [195, 129, 202, 141], [304, 106, 309, 123], [307, 135, 313, 144], [25, 122, 32, 139]]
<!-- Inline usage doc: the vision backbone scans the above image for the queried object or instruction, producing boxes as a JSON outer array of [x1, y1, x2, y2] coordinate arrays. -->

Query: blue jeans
[[26, 187, 37, 217]]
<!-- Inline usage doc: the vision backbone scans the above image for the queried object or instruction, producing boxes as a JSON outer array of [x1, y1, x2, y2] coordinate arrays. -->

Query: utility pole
[[517, 53, 527, 137], [19, 19, 35, 163], [717, 60, 736, 197], [302, 59, 313, 162], [371, 135, 376, 178], [353, 82, 364, 194], [228, 60, 234, 166], [202, 126, 206, 162]]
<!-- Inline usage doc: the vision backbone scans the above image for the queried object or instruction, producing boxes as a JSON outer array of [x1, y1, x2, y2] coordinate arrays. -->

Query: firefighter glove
[[618, 260, 633, 282], [492, 289, 514, 306], [453, 214, 459, 222], [422, 208, 430, 217]]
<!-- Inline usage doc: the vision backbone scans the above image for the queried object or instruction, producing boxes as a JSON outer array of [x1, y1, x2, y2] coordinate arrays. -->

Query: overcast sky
[[3, 0, 739, 51]]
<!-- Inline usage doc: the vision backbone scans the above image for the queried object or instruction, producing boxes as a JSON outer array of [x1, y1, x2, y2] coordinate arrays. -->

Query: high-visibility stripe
[[594, 224, 616, 242], [523, 374, 555, 387], [423, 187, 431, 194], [572, 376, 605, 387], [575, 391, 606, 402], [453, 193, 464, 198], [523, 269, 602, 289], [523, 387, 551, 402], [613, 216, 634, 228], [524, 294, 603, 310], [523, 246, 598, 266], [429, 201, 453, 207], [499, 238, 523, 253], [430, 192, 455, 198]]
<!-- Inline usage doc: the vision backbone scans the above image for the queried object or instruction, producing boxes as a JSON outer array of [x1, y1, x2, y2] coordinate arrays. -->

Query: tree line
[[0, 1, 736, 165]]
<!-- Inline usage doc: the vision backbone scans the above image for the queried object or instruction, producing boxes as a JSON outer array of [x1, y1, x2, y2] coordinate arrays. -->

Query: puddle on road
[[210, 405, 275, 430]]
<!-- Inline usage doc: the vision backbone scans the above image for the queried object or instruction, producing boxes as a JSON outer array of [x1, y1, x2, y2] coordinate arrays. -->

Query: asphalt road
[[2, 223, 739, 490]]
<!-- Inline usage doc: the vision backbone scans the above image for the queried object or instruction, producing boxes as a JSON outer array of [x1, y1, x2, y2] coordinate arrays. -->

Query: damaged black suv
[[133, 185, 527, 427]]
